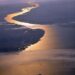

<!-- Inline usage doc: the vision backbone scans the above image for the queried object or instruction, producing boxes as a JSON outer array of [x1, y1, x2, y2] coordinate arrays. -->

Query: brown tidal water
[[0, 48, 75, 75], [4, 3, 60, 51], [0, 60, 75, 75], [26, 25, 60, 51], [0, 61, 66, 75], [0, 2, 75, 75]]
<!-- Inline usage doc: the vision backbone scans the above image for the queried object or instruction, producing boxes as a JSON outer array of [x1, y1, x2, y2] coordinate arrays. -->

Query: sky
[[0, 0, 49, 4], [0, 0, 74, 5]]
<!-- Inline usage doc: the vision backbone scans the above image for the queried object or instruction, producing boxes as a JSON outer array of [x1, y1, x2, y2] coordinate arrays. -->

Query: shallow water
[[0, 1, 75, 75], [0, 49, 75, 75]]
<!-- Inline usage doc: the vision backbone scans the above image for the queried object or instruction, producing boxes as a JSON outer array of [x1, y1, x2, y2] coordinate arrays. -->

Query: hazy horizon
[[0, 0, 75, 5], [0, 0, 75, 75]]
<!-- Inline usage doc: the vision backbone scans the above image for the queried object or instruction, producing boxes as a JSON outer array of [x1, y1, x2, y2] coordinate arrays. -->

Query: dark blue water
[[14, 1, 75, 25], [0, 3, 45, 52], [1, 1, 75, 25], [0, 1, 75, 75], [13, 1, 75, 49], [0, 3, 29, 24], [0, 1, 75, 49]]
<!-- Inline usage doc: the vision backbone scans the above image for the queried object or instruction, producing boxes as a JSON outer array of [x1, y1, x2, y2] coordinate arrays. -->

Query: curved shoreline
[[4, 3, 39, 27], [4, 3, 59, 51], [0, 3, 46, 52]]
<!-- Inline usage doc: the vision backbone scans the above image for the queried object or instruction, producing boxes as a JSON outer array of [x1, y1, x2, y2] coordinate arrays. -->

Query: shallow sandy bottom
[[0, 60, 74, 75]]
